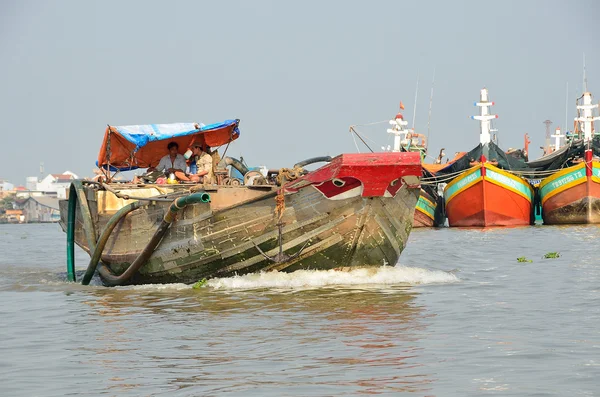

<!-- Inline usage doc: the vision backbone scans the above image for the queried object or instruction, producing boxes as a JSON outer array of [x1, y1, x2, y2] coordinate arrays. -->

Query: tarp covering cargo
[[432, 142, 529, 177], [97, 119, 240, 171]]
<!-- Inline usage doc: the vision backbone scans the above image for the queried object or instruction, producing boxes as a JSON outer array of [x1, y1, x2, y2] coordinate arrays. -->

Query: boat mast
[[576, 91, 599, 142], [471, 88, 498, 145], [412, 72, 419, 130], [565, 82, 569, 134], [551, 127, 564, 152], [387, 108, 413, 152], [427, 67, 436, 144]]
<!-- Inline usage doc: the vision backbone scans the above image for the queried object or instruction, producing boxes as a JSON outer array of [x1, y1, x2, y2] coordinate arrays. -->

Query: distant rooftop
[[28, 196, 60, 210], [51, 174, 74, 179]]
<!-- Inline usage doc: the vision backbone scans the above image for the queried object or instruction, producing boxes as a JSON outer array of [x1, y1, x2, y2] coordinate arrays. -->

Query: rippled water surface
[[1, 223, 599, 396]]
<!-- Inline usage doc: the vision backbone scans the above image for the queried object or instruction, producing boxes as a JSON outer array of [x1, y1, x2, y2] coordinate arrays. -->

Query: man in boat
[[188, 142, 214, 183], [134, 141, 190, 184], [153, 141, 188, 177]]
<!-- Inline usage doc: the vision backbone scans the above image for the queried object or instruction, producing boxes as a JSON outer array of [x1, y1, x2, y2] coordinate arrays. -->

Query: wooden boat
[[436, 88, 534, 227], [59, 119, 422, 286], [444, 160, 534, 227], [413, 187, 440, 227], [534, 91, 600, 224], [386, 110, 444, 227]]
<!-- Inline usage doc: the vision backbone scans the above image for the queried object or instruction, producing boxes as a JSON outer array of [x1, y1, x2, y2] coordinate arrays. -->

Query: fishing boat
[[435, 88, 534, 227], [529, 91, 600, 224], [386, 110, 444, 227], [59, 119, 422, 286]]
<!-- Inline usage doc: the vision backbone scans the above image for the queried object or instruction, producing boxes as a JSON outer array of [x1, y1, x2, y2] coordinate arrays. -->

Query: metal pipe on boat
[[66, 190, 76, 282], [66, 180, 98, 282], [293, 156, 332, 169], [97, 192, 211, 286], [223, 156, 249, 176], [81, 201, 142, 286]]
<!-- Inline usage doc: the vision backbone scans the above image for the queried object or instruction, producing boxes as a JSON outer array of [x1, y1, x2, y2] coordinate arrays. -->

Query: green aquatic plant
[[192, 278, 208, 289], [517, 257, 533, 263], [543, 252, 560, 259]]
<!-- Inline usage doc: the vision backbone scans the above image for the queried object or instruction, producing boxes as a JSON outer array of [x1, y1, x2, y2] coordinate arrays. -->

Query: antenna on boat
[[565, 82, 569, 135], [583, 53, 588, 92], [412, 71, 419, 130], [471, 88, 497, 145], [426, 67, 435, 144]]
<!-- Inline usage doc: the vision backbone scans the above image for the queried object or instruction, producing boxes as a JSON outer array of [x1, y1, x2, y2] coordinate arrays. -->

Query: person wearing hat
[[188, 142, 214, 183]]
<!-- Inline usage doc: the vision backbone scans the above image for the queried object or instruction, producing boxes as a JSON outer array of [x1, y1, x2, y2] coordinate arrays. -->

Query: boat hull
[[444, 163, 533, 227], [413, 189, 437, 228], [60, 152, 422, 285], [540, 161, 600, 224]]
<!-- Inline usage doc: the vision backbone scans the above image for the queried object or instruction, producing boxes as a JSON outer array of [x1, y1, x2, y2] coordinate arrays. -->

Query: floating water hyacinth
[[543, 252, 560, 259], [192, 278, 208, 289], [517, 257, 533, 263]]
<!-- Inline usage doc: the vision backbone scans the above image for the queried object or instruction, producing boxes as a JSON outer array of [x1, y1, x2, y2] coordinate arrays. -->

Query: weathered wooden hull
[[444, 163, 534, 227], [60, 184, 419, 284], [540, 161, 600, 224], [59, 152, 422, 285]]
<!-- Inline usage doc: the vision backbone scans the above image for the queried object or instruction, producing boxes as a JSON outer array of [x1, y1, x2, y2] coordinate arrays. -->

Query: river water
[[0, 223, 599, 396]]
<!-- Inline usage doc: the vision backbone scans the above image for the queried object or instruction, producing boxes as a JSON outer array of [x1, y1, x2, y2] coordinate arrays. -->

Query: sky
[[1, 0, 599, 185]]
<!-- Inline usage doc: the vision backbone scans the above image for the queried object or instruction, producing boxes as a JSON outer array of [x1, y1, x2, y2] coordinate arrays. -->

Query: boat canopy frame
[[96, 119, 240, 181]]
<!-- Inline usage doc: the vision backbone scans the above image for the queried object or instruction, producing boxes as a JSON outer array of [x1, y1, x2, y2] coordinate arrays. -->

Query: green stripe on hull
[[444, 168, 481, 202], [416, 196, 436, 218], [486, 168, 533, 201], [540, 166, 586, 201]]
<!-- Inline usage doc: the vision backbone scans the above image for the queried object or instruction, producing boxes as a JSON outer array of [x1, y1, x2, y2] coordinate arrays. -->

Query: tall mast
[[565, 82, 569, 133], [551, 127, 564, 152], [576, 91, 599, 142], [412, 72, 419, 130], [583, 53, 587, 92], [427, 67, 436, 143], [471, 88, 498, 145], [387, 108, 413, 152]]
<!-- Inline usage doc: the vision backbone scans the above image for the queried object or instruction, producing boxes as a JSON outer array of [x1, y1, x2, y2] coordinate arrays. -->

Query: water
[[1, 223, 599, 396]]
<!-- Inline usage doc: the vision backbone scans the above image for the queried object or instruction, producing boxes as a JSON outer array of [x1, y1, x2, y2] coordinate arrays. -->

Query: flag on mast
[[399, 101, 405, 110]]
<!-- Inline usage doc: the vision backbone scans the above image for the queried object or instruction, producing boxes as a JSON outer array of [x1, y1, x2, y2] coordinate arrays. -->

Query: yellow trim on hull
[[539, 163, 587, 205], [539, 162, 585, 190], [484, 163, 533, 202], [444, 166, 481, 204], [541, 178, 587, 205], [415, 206, 435, 220], [419, 195, 436, 209]]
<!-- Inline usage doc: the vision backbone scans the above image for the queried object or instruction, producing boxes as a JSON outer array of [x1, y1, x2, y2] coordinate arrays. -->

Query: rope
[[349, 120, 389, 127], [275, 189, 285, 221], [351, 128, 361, 153], [276, 166, 303, 186], [349, 127, 375, 153], [220, 138, 232, 160]]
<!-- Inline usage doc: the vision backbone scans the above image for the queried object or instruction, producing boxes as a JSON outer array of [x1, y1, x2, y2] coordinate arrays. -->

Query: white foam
[[207, 266, 459, 290], [118, 283, 191, 291]]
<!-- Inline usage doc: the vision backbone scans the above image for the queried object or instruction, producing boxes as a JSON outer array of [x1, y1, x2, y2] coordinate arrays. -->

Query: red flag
[[399, 101, 405, 110]]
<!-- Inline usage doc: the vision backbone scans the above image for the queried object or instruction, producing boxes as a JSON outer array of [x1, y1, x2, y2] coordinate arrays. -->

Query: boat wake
[[206, 266, 459, 290]]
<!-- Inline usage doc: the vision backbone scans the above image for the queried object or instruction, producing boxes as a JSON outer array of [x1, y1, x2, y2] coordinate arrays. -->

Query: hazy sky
[[1, 0, 598, 184]]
